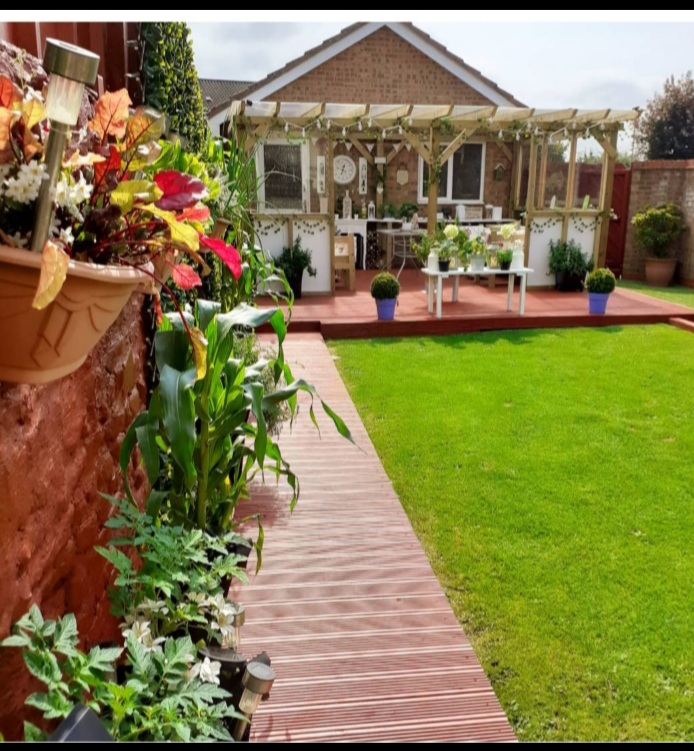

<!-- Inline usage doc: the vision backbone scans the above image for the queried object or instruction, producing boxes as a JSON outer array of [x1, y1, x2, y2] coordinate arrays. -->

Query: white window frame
[[417, 140, 486, 205], [257, 139, 311, 213]]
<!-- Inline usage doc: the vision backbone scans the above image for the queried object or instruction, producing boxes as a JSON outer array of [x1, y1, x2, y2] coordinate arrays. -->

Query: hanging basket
[[0, 244, 149, 385]]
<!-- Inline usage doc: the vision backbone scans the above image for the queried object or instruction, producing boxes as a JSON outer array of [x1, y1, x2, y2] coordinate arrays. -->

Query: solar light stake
[[231, 660, 276, 742], [31, 39, 99, 253]]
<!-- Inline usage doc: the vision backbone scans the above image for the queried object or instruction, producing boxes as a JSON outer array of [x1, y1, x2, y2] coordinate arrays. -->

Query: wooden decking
[[233, 334, 516, 743], [268, 270, 694, 339]]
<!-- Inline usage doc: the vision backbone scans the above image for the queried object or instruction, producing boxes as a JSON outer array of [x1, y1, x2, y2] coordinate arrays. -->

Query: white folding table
[[421, 267, 533, 319]]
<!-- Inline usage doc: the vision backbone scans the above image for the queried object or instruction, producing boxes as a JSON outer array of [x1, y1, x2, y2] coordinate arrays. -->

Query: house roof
[[199, 78, 254, 115], [207, 22, 524, 119]]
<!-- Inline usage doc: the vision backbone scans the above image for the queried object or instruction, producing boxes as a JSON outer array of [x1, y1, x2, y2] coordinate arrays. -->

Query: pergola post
[[509, 140, 522, 219], [427, 127, 439, 236], [523, 136, 538, 265], [327, 133, 336, 293], [594, 128, 619, 268], [561, 133, 579, 243], [376, 139, 385, 217]]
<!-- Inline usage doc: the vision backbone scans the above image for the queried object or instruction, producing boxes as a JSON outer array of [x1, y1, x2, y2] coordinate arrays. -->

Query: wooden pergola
[[230, 100, 640, 276]]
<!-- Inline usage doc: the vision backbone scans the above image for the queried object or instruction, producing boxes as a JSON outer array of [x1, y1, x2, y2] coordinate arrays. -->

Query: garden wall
[[0, 296, 149, 740], [623, 160, 694, 284]]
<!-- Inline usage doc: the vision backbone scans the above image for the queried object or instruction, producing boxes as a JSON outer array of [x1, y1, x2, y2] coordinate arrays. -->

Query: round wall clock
[[333, 154, 356, 185]]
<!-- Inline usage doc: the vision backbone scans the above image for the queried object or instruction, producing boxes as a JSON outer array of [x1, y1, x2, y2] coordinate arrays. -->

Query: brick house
[[203, 22, 525, 220]]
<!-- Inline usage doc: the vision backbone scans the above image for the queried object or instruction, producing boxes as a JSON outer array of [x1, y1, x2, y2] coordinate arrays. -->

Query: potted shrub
[[437, 243, 453, 272], [497, 249, 513, 271], [585, 267, 616, 314], [631, 203, 686, 287], [548, 239, 593, 291], [275, 236, 316, 300], [0, 73, 235, 384], [370, 272, 400, 320], [469, 236, 487, 272]]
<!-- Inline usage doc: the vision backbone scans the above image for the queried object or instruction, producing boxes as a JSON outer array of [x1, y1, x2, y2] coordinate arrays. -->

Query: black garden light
[[231, 660, 276, 742]]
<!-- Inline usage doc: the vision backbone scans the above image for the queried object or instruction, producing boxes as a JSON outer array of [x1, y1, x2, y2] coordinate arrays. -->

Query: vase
[[0, 244, 149, 385], [470, 254, 485, 272], [511, 249, 525, 271], [427, 251, 438, 271], [644, 257, 676, 287], [588, 292, 610, 315], [375, 298, 397, 320]]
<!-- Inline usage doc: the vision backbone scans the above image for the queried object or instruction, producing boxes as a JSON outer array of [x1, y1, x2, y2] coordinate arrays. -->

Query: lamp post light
[[31, 39, 100, 253], [232, 660, 276, 742]]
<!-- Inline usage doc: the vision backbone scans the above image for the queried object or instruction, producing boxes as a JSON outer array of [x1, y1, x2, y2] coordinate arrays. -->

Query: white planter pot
[[427, 252, 438, 271], [511, 249, 525, 271], [470, 254, 485, 272]]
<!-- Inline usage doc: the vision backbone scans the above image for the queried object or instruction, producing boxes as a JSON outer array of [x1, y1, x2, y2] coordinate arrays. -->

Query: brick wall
[[265, 26, 514, 222], [623, 160, 694, 283], [0, 296, 149, 740], [270, 27, 493, 105]]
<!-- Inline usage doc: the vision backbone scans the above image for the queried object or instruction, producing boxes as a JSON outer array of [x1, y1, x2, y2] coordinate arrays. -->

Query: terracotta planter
[[0, 244, 149, 385], [644, 257, 677, 288]]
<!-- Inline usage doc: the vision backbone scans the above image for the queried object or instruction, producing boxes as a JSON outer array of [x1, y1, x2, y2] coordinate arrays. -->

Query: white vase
[[427, 251, 438, 271], [470, 254, 485, 272], [511, 249, 525, 271]]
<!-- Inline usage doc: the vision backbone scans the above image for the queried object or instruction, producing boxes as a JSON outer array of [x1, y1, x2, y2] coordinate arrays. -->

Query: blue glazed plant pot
[[375, 298, 397, 321], [588, 292, 610, 315]]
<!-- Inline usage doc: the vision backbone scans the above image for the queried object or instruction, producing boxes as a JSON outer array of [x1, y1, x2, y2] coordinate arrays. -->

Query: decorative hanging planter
[[0, 244, 149, 385]]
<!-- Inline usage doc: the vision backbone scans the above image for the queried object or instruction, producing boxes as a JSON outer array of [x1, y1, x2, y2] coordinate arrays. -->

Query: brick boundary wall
[[0, 296, 149, 740], [623, 160, 694, 285]]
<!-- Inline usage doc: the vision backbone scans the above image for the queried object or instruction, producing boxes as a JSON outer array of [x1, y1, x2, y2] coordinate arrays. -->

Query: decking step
[[669, 317, 694, 334]]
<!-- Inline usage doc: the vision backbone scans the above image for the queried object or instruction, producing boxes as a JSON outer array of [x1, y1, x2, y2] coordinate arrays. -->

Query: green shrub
[[141, 22, 209, 154], [496, 249, 514, 264], [275, 236, 317, 279], [631, 203, 686, 258], [585, 268, 616, 294], [398, 201, 420, 220], [548, 239, 593, 275], [370, 272, 400, 300]]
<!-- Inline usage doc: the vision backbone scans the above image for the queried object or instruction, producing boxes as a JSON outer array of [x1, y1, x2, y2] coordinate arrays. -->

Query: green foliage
[[585, 267, 616, 294], [1, 607, 240, 741], [140, 22, 209, 155], [548, 239, 593, 275], [121, 300, 353, 535], [631, 203, 686, 258], [397, 201, 420, 220], [275, 236, 317, 279], [97, 495, 248, 640], [496, 249, 514, 264], [370, 272, 400, 300], [638, 71, 694, 160]]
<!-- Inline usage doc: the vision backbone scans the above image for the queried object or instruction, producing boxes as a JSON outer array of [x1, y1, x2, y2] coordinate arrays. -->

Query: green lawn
[[331, 326, 694, 742], [619, 280, 694, 310]]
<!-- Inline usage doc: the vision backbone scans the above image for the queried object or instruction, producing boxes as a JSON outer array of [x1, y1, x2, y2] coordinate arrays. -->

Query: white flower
[[201, 657, 221, 685], [121, 619, 166, 654], [186, 592, 212, 612], [207, 594, 228, 615], [443, 224, 459, 240], [136, 598, 169, 617], [59, 227, 74, 246], [211, 604, 240, 648], [9, 232, 27, 249], [72, 176, 93, 204]]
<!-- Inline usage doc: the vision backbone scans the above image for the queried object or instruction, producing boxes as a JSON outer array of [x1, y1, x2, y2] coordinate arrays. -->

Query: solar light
[[327, 120, 331, 130], [398, 125, 403, 135], [382, 129, 387, 139], [284, 121, 289, 133], [227, 603, 245, 651], [342, 127, 347, 138], [31, 38, 99, 253], [302, 128, 306, 138], [232, 661, 276, 742], [368, 118, 372, 128], [358, 119, 363, 131]]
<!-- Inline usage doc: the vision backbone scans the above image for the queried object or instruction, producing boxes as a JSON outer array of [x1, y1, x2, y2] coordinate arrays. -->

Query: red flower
[[199, 235, 242, 280]]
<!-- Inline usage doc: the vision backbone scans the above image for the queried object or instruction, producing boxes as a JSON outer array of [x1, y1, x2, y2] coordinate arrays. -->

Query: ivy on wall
[[140, 22, 209, 154]]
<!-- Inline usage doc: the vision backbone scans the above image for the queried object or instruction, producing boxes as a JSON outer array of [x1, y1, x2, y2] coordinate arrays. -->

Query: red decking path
[[231, 334, 516, 743]]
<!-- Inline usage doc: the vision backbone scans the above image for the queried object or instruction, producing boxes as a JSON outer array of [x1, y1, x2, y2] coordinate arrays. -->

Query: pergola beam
[[439, 130, 467, 165]]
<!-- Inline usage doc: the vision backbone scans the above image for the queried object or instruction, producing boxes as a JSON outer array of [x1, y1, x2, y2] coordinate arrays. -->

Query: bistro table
[[422, 266, 533, 319], [378, 227, 427, 279]]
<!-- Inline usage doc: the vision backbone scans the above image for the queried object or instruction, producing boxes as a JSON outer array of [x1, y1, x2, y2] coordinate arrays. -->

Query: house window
[[257, 141, 309, 212], [418, 142, 486, 204]]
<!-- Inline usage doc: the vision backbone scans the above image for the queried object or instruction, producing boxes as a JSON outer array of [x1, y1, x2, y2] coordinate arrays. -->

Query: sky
[[187, 13, 694, 113]]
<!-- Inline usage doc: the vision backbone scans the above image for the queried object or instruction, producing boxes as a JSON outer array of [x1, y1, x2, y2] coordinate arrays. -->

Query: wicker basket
[[461, 204, 484, 221]]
